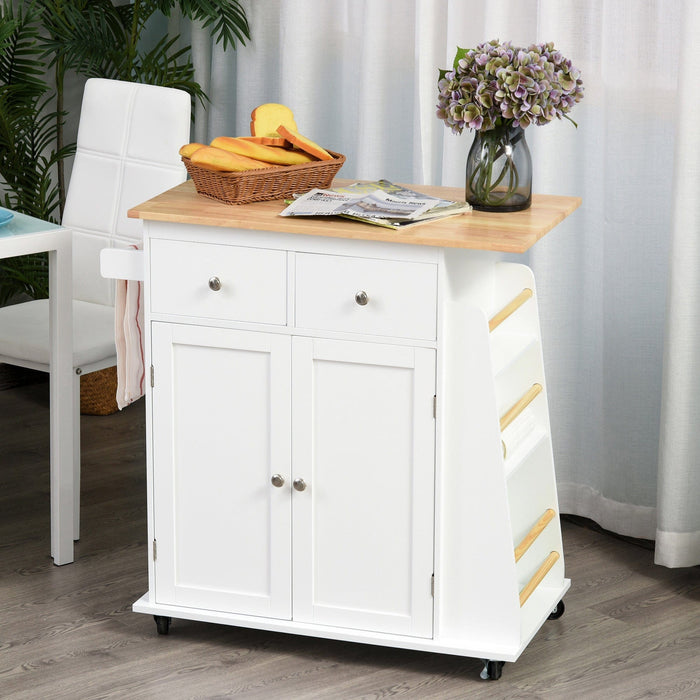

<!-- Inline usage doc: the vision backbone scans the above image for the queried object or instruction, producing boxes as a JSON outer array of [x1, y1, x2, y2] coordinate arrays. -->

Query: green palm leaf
[[0, 2, 74, 302], [155, 0, 250, 50], [136, 35, 205, 102], [39, 0, 128, 78], [0, 253, 50, 304], [1, 0, 251, 304], [0, 3, 45, 97]]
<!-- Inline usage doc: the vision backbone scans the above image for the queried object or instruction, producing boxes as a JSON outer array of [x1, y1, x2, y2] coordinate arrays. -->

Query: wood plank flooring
[[1, 378, 698, 699]]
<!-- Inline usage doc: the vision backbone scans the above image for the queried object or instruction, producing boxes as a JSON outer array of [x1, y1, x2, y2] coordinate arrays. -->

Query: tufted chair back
[[62, 78, 190, 306]]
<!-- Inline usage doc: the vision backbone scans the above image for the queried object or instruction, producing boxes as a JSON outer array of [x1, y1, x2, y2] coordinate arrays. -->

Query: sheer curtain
[[186, 0, 699, 567]]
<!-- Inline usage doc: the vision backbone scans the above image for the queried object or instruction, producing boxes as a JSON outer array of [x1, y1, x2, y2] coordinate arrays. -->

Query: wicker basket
[[80, 366, 119, 416], [182, 150, 346, 205]]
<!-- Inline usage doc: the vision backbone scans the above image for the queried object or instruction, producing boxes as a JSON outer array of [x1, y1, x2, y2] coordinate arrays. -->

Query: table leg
[[49, 231, 74, 565]]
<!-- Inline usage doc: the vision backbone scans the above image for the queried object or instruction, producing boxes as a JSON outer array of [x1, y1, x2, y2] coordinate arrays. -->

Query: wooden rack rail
[[489, 288, 533, 332], [500, 383, 542, 432], [519, 551, 560, 607], [514, 509, 556, 562]]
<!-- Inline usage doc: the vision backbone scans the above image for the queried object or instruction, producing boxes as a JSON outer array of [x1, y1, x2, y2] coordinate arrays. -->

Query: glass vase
[[465, 123, 532, 212]]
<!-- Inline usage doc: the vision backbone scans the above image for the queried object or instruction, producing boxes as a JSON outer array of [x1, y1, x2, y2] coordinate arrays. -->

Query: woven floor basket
[[80, 366, 119, 416], [182, 151, 346, 205]]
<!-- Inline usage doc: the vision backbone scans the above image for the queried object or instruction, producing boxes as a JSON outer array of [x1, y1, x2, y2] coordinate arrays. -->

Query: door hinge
[[433, 395, 437, 419], [150, 365, 155, 388], [152, 539, 157, 561], [431, 573, 435, 597]]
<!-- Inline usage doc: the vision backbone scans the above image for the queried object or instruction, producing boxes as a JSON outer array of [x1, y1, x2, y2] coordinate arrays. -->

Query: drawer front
[[150, 239, 287, 324], [295, 253, 437, 340]]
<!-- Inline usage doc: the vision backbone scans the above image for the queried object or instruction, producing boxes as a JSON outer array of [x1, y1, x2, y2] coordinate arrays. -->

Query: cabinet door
[[291, 337, 436, 638], [151, 323, 292, 619]]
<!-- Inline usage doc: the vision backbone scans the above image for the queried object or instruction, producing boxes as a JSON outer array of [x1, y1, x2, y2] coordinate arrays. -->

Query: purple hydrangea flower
[[436, 39, 584, 134]]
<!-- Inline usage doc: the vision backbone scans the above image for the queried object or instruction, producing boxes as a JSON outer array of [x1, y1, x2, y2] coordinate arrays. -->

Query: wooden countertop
[[128, 179, 581, 254]]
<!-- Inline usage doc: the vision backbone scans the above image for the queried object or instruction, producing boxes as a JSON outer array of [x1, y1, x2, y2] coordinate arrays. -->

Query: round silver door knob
[[208, 276, 222, 291], [355, 290, 369, 306], [271, 474, 285, 488], [293, 478, 307, 492]]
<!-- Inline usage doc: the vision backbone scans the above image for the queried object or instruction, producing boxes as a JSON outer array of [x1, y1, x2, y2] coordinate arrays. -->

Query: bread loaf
[[211, 136, 315, 165], [250, 103, 298, 138], [190, 146, 276, 172], [276, 126, 333, 161], [179, 142, 206, 158]]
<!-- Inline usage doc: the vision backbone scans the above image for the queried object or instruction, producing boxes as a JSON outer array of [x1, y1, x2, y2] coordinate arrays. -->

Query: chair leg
[[73, 371, 81, 541]]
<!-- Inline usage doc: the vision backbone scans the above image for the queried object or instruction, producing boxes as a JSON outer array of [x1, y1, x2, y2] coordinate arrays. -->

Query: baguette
[[211, 136, 315, 165], [190, 146, 276, 172]]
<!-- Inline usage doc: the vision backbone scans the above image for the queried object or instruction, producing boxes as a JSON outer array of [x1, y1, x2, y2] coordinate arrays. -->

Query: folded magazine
[[280, 179, 471, 229]]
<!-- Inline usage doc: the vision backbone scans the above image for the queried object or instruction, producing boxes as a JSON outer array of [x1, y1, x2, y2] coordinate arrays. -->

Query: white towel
[[115, 253, 145, 409]]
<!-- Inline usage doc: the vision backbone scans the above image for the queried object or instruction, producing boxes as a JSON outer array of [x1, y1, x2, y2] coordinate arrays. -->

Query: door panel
[[151, 323, 292, 619], [292, 337, 436, 637]]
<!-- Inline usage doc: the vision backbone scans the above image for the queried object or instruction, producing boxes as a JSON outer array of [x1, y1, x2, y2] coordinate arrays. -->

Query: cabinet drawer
[[150, 239, 287, 325], [295, 253, 437, 340]]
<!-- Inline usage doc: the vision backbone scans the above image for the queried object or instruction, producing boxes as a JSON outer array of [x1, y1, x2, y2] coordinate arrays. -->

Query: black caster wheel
[[154, 615, 172, 635], [480, 660, 505, 680], [548, 600, 565, 620]]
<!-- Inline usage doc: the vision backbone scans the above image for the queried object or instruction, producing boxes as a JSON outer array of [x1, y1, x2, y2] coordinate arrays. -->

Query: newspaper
[[334, 179, 457, 210], [279, 180, 472, 230], [280, 187, 437, 221]]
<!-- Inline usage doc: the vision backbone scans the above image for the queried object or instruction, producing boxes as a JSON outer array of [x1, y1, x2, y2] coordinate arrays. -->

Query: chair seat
[[0, 299, 115, 368]]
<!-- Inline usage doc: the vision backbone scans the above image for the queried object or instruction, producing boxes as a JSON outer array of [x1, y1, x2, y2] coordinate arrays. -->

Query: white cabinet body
[[291, 337, 436, 638], [129, 208, 571, 673], [150, 324, 292, 619]]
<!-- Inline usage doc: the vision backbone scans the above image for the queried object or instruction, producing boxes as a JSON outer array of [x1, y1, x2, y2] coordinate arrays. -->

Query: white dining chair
[[0, 78, 190, 541]]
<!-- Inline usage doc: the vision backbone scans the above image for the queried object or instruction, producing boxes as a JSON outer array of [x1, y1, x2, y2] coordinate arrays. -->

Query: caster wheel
[[480, 660, 505, 680], [154, 615, 172, 635], [548, 600, 565, 620]]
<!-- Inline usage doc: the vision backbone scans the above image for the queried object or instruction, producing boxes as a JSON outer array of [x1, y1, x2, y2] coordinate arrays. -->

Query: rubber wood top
[[128, 179, 581, 254]]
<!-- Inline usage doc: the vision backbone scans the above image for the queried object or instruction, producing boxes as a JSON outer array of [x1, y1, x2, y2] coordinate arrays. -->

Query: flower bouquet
[[437, 40, 584, 211]]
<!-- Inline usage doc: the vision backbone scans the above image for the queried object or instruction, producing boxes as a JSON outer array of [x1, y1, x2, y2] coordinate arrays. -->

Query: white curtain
[[186, 0, 700, 567]]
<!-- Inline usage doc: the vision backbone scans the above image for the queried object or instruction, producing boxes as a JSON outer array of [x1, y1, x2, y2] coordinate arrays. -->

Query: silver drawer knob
[[208, 276, 222, 291], [355, 290, 369, 306], [293, 478, 307, 492], [271, 474, 285, 488]]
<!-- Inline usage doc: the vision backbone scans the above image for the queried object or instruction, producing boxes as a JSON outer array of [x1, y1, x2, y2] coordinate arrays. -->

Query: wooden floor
[[1, 379, 698, 700]]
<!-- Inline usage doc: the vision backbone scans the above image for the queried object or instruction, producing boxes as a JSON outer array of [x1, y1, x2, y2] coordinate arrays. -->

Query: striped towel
[[114, 251, 145, 409]]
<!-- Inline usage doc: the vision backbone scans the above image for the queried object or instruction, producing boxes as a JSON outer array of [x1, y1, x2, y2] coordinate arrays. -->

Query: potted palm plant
[[0, 0, 250, 304]]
